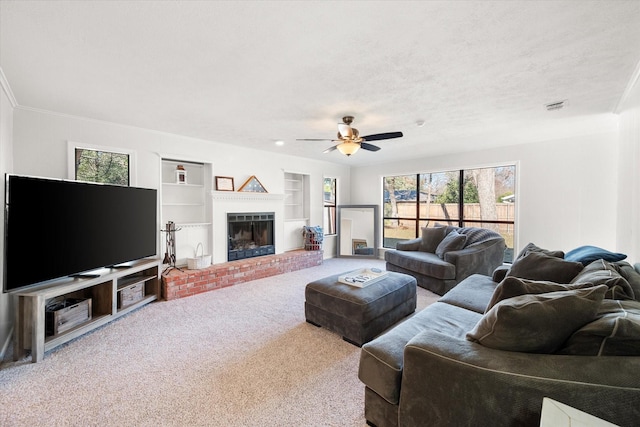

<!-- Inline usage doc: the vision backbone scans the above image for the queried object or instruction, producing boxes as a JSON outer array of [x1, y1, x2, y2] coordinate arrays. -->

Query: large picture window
[[323, 177, 337, 235], [383, 165, 516, 262]]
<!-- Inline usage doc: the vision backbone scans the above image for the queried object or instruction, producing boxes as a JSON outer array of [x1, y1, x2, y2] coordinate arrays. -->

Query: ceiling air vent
[[545, 100, 568, 111]]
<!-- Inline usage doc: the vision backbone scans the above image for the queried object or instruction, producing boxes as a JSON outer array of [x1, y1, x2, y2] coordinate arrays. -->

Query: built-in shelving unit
[[284, 172, 309, 220], [13, 258, 161, 363], [284, 172, 310, 251], [160, 158, 212, 266]]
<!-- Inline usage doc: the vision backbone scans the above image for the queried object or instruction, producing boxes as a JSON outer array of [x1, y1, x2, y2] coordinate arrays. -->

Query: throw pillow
[[466, 285, 608, 353], [564, 245, 627, 266], [418, 226, 449, 253], [515, 242, 565, 260], [485, 276, 597, 312], [435, 230, 467, 259], [611, 262, 640, 300], [570, 259, 635, 300], [507, 252, 584, 283], [558, 299, 640, 356]]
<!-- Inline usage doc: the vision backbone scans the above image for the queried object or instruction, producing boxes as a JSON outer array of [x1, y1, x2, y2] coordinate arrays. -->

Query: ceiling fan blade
[[323, 145, 338, 154], [296, 138, 333, 141], [360, 142, 381, 152], [338, 123, 353, 138], [361, 131, 403, 141]]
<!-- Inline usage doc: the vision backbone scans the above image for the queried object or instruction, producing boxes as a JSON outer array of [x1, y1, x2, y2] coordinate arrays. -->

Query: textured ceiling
[[1, 1, 639, 166]]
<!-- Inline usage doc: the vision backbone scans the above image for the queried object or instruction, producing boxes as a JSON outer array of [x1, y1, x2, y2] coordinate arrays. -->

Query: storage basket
[[187, 243, 211, 269], [303, 226, 324, 251]]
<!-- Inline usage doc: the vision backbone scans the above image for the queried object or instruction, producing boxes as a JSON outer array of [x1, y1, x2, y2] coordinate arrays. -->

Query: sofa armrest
[[396, 237, 422, 251], [443, 238, 505, 282], [399, 330, 640, 427]]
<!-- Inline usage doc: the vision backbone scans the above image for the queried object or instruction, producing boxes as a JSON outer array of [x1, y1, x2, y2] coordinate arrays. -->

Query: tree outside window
[[75, 148, 130, 185]]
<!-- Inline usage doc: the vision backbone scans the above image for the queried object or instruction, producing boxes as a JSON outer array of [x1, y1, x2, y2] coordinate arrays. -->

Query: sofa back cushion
[[486, 277, 596, 312], [558, 299, 640, 356], [515, 242, 565, 260], [570, 259, 635, 300], [418, 226, 449, 253], [507, 252, 584, 283], [466, 285, 607, 353], [435, 230, 467, 259]]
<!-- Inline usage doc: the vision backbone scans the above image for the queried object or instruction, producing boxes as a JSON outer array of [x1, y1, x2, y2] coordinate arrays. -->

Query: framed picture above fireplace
[[215, 176, 235, 191], [238, 175, 268, 193]]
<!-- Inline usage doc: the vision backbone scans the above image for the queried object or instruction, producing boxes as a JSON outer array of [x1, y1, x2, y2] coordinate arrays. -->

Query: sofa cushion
[[466, 285, 607, 353], [570, 259, 635, 300], [418, 226, 449, 253], [435, 230, 467, 259], [515, 242, 565, 260], [385, 250, 456, 279], [359, 301, 481, 405], [485, 276, 597, 312], [507, 252, 583, 283], [558, 299, 640, 356], [612, 261, 640, 300], [565, 245, 627, 266], [439, 273, 497, 314]]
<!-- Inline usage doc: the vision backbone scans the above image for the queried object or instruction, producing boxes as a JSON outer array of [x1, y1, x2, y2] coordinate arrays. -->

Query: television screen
[[4, 175, 157, 291]]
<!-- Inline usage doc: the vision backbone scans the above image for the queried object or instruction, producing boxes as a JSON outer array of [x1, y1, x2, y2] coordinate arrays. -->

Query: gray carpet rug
[[0, 258, 438, 426]]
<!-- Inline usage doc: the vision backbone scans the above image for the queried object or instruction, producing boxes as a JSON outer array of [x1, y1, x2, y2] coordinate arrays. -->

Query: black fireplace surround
[[227, 212, 275, 261]]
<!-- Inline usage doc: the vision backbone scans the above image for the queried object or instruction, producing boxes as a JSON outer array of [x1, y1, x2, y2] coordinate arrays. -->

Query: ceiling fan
[[297, 116, 403, 156]]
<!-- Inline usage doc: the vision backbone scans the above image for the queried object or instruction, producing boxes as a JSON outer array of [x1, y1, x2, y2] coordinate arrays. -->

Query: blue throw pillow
[[565, 245, 627, 266]]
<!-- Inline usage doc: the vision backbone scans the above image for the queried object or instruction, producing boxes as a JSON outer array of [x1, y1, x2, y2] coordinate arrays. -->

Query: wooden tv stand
[[13, 258, 161, 363]]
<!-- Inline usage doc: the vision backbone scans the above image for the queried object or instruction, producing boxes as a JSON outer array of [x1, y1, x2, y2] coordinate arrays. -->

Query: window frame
[[323, 177, 337, 235], [382, 164, 517, 262]]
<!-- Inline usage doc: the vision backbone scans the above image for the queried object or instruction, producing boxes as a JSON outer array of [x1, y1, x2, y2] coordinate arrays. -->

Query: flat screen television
[[4, 174, 157, 292]]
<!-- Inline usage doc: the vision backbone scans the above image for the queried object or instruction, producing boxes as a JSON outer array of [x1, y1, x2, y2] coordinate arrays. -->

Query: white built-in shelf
[[162, 183, 204, 188]]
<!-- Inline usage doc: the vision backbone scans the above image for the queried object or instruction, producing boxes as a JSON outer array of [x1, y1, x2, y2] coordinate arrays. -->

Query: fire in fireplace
[[227, 212, 275, 261]]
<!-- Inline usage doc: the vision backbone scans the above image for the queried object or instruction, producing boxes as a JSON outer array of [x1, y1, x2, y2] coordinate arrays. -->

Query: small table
[[304, 271, 417, 346]]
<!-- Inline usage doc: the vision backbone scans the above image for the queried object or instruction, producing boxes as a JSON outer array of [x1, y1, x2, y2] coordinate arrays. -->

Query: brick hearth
[[161, 249, 323, 300]]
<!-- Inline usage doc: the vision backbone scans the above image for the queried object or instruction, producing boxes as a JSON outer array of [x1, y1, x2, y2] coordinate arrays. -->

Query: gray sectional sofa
[[385, 225, 505, 295], [359, 244, 640, 427]]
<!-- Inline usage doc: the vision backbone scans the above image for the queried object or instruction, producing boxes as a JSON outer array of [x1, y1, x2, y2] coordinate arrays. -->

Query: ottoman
[[305, 271, 417, 346]]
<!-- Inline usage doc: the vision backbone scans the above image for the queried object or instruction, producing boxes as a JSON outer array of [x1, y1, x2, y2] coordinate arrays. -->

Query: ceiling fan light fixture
[[336, 141, 360, 156]]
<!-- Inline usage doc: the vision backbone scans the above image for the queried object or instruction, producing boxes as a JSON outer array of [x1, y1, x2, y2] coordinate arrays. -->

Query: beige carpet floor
[[0, 257, 438, 427]]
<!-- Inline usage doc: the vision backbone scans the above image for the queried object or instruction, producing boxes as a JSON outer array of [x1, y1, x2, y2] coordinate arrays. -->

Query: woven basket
[[187, 243, 211, 269]]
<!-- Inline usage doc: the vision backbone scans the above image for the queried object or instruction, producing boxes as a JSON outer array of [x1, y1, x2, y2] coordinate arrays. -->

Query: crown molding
[[0, 67, 18, 107], [614, 57, 640, 114]]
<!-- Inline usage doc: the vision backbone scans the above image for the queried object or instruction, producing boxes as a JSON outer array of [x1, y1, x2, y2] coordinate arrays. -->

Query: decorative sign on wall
[[238, 175, 268, 193]]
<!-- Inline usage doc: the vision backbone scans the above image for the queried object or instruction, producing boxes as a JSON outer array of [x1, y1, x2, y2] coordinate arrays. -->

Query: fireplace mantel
[[211, 191, 285, 201]]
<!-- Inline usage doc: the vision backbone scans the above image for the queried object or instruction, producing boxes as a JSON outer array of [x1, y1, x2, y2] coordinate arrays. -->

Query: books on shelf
[[338, 268, 388, 288]]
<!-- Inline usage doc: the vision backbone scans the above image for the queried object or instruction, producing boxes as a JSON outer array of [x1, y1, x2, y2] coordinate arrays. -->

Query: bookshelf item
[[175, 165, 187, 184], [338, 268, 388, 288], [238, 175, 268, 193]]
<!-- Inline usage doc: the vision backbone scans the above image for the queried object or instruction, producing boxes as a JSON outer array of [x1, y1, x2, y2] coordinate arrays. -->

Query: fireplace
[[227, 212, 275, 261]]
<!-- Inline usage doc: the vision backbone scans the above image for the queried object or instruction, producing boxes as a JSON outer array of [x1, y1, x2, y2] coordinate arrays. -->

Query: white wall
[[12, 108, 349, 260], [351, 130, 621, 256], [616, 68, 640, 262], [0, 76, 15, 358]]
